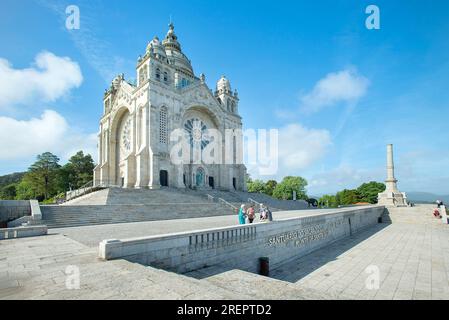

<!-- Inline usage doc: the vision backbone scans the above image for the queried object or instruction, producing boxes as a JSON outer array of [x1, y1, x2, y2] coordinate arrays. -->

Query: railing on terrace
[[64, 180, 122, 203]]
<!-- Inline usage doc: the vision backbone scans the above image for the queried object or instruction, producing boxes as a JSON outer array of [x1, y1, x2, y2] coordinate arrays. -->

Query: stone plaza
[[1, 204, 449, 300]]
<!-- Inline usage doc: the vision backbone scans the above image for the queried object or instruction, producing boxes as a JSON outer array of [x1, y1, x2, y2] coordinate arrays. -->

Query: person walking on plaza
[[259, 203, 267, 221], [266, 206, 273, 222], [238, 204, 246, 225], [247, 205, 256, 224]]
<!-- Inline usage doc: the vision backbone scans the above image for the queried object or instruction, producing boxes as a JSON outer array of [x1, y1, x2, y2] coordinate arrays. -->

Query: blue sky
[[0, 0, 448, 196]]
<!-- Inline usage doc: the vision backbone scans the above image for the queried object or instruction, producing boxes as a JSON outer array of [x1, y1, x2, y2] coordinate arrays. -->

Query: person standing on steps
[[238, 204, 246, 225]]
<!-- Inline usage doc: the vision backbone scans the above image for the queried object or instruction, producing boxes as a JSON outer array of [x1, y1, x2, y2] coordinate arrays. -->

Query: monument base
[[378, 191, 407, 207]]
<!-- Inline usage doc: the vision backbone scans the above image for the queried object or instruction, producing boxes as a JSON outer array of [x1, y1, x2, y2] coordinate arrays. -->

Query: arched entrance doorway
[[208, 176, 215, 189], [195, 167, 205, 187], [160, 170, 168, 187]]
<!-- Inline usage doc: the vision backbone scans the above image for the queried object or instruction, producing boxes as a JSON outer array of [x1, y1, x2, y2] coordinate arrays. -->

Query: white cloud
[[308, 164, 383, 195], [300, 68, 369, 113], [278, 123, 332, 171], [0, 110, 97, 163], [245, 123, 332, 180], [0, 51, 83, 109], [37, 0, 133, 82]]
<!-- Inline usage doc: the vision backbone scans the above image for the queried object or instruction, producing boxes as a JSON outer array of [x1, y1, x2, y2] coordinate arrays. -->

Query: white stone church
[[93, 23, 247, 191]]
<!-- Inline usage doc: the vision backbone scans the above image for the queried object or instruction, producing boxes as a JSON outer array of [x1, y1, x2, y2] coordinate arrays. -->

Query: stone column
[[385, 144, 398, 193], [378, 144, 407, 207]]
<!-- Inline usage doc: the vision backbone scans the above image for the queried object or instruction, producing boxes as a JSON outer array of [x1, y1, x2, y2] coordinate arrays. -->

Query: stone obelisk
[[385, 144, 398, 192], [378, 144, 407, 206]]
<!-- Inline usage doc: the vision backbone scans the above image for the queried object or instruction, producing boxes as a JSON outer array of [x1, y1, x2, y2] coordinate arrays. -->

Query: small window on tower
[[139, 68, 146, 85], [164, 71, 168, 82], [159, 107, 168, 144], [156, 68, 161, 81]]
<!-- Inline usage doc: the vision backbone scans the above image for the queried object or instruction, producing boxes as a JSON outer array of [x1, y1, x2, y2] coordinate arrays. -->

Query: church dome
[[162, 23, 194, 76]]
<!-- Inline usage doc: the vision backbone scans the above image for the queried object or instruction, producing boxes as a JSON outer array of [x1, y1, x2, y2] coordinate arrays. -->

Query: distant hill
[[0, 172, 25, 188], [406, 192, 449, 204]]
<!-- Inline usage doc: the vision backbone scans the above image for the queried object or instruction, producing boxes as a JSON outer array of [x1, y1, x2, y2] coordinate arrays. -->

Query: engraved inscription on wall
[[267, 219, 345, 248]]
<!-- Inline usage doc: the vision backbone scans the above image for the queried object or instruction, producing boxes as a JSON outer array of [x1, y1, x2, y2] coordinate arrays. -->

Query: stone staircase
[[382, 204, 442, 225], [195, 189, 309, 211], [63, 187, 213, 205], [41, 187, 312, 229], [41, 203, 234, 228], [41, 187, 238, 228], [234, 191, 309, 211]]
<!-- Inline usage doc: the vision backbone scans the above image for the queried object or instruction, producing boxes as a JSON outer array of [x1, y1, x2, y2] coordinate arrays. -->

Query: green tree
[[336, 189, 361, 205], [26, 152, 61, 200], [264, 180, 278, 196], [0, 183, 17, 200], [60, 151, 95, 190], [357, 181, 386, 204], [272, 176, 308, 200], [247, 179, 266, 193], [15, 177, 39, 200], [318, 194, 339, 208]]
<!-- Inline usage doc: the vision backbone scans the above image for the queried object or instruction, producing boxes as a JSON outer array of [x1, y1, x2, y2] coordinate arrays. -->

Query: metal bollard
[[259, 257, 269, 276]]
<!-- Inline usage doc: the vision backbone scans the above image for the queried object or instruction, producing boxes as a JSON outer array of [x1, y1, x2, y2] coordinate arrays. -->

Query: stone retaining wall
[[99, 206, 384, 274], [0, 200, 31, 224], [0, 225, 48, 240]]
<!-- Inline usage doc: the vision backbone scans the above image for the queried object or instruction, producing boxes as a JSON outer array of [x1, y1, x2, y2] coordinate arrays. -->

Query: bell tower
[[215, 75, 239, 114]]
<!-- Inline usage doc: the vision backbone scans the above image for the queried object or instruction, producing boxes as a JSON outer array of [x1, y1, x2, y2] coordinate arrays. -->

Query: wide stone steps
[[47, 187, 311, 229], [63, 187, 212, 206], [235, 191, 309, 211], [383, 205, 442, 225], [41, 203, 233, 228]]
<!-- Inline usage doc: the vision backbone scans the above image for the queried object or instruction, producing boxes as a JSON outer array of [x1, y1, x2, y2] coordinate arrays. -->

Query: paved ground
[[1, 205, 449, 300], [271, 220, 449, 299], [49, 207, 339, 247]]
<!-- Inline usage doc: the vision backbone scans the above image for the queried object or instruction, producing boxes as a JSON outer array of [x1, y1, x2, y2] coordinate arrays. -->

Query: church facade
[[93, 24, 247, 191]]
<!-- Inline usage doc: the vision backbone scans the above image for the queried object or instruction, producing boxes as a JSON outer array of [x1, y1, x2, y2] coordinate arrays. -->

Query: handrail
[[248, 198, 261, 206], [218, 198, 237, 211], [66, 180, 93, 200]]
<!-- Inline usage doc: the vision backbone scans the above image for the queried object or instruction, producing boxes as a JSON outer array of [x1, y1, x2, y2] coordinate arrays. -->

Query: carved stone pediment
[[182, 85, 223, 115]]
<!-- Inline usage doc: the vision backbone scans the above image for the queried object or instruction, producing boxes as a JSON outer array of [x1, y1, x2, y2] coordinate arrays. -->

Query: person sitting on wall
[[433, 208, 441, 218]]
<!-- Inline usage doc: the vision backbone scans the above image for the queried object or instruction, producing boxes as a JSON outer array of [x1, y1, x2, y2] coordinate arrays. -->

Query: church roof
[[142, 23, 194, 77]]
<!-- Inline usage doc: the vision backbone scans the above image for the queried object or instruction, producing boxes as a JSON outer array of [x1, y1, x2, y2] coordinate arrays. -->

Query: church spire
[[163, 22, 181, 51]]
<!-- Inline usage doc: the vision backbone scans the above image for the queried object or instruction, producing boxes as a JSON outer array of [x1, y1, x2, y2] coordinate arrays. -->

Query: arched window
[[156, 68, 161, 81], [163, 71, 168, 83], [159, 107, 168, 144]]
